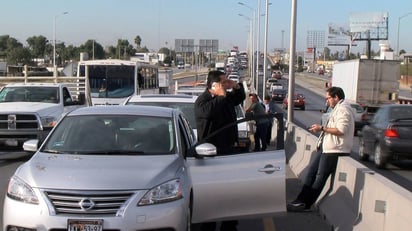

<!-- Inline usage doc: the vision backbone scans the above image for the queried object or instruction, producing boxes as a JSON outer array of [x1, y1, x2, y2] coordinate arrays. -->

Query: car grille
[[0, 114, 39, 130], [43, 190, 135, 216]]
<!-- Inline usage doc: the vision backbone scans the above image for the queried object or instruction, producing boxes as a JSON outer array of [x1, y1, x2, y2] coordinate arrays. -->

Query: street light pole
[[287, 0, 297, 124], [262, 0, 269, 98], [238, 2, 257, 90], [53, 11, 68, 76], [397, 12, 412, 57], [256, 0, 261, 96], [239, 14, 255, 87]]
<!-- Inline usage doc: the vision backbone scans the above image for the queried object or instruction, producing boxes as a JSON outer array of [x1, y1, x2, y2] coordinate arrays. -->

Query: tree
[[7, 47, 32, 65], [26, 35, 48, 58], [116, 39, 136, 59], [323, 47, 331, 60], [79, 40, 105, 60], [158, 47, 170, 54], [134, 35, 142, 49], [136, 46, 149, 53], [400, 49, 406, 56]]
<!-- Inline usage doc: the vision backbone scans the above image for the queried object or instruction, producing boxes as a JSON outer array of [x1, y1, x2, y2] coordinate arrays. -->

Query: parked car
[[266, 78, 278, 89], [321, 101, 368, 134], [3, 106, 286, 230], [282, 93, 305, 110], [358, 104, 412, 168], [270, 83, 284, 92], [124, 94, 251, 152], [271, 89, 287, 102], [228, 74, 240, 83]]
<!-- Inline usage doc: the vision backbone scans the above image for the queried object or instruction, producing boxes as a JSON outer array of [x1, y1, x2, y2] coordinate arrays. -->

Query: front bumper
[[3, 189, 187, 231]]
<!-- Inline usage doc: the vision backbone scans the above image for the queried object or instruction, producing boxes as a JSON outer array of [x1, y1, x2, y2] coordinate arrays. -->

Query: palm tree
[[134, 35, 142, 49]]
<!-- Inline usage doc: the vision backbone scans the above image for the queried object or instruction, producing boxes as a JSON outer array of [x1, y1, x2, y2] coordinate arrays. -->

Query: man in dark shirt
[[195, 70, 245, 154], [194, 70, 245, 231]]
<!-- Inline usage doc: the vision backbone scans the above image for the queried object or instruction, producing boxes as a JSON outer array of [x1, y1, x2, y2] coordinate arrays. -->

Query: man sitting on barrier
[[287, 86, 355, 212]]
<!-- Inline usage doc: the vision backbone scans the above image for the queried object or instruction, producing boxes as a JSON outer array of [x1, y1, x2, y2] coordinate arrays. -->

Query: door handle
[[258, 164, 282, 174]]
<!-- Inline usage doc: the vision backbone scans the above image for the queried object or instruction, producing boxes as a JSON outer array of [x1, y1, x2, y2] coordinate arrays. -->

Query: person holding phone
[[194, 70, 245, 231], [287, 86, 355, 212]]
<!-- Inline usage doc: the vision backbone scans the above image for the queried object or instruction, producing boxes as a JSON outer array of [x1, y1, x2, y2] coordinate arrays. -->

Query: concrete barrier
[[286, 121, 412, 231], [317, 157, 373, 231]]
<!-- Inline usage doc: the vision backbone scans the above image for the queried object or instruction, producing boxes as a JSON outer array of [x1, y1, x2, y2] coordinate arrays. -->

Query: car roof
[[5, 83, 61, 87], [68, 105, 175, 118], [126, 94, 198, 104]]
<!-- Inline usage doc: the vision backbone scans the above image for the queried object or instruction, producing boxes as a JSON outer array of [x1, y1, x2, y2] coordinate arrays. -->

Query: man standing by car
[[194, 70, 245, 230], [247, 93, 270, 151], [263, 95, 278, 145], [287, 86, 355, 212]]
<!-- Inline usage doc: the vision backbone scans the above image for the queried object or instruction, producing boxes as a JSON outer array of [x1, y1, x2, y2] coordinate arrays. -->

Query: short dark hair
[[206, 70, 225, 89], [264, 95, 270, 101], [327, 86, 345, 100]]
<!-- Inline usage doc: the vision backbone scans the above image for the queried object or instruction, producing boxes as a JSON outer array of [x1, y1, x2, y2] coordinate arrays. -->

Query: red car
[[282, 93, 305, 110]]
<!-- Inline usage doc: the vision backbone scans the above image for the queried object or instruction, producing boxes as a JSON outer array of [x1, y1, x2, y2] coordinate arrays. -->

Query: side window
[[62, 88, 72, 103], [178, 114, 196, 157]]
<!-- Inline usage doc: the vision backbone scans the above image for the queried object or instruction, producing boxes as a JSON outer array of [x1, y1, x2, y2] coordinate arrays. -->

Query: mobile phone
[[211, 82, 218, 90]]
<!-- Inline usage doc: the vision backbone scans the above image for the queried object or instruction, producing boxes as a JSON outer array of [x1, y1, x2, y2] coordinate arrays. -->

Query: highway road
[[0, 68, 410, 230]]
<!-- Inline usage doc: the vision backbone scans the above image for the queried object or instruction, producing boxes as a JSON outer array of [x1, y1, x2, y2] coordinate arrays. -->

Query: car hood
[[0, 102, 60, 116], [16, 153, 183, 190]]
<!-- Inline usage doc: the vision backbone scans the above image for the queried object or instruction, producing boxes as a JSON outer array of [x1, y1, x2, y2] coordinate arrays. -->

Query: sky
[[2, 0, 412, 55]]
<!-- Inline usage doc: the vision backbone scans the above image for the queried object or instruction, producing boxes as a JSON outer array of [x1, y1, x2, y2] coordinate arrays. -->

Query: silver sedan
[[3, 105, 285, 231]]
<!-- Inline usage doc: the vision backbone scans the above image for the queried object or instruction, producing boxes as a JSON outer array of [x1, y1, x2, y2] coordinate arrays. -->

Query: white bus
[[77, 59, 159, 105]]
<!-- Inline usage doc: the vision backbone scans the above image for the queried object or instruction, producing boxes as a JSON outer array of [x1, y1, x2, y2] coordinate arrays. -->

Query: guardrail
[[286, 122, 412, 231]]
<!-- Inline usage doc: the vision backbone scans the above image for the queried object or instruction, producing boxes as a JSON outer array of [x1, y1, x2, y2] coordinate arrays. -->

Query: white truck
[[331, 59, 400, 113], [215, 62, 226, 72], [0, 81, 88, 150]]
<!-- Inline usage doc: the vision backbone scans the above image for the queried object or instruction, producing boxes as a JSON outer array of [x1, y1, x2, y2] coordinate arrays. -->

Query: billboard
[[199, 39, 219, 53], [175, 39, 195, 53], [328, 23, 352, 46], [306, 30, 325, 49], [349, 12, 388, 40]]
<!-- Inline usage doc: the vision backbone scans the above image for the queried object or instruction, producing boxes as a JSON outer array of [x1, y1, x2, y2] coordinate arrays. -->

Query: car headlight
[[238, 130, 248, 138], [7, 176, 39, 204], [138, 179, 183, 206], [41, 116, 57, 127]]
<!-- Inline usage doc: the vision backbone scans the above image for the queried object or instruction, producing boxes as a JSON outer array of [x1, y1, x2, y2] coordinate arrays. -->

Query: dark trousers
[[296, 151, 342, 207], [266, 122, 273, 144], [254, 123, 269, 151]]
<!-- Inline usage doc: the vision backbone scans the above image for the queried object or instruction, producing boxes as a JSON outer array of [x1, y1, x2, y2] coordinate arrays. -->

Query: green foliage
[[26, 35, 48, 58], [400, 63, 412, 76]]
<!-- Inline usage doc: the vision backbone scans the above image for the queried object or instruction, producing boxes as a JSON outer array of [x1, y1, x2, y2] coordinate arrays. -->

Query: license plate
[[5, 139, 18, 146], [68, 219, 103, 231]]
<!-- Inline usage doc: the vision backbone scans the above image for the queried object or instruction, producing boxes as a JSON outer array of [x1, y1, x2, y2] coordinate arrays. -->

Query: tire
[[374, 144, 387, 169], [358, 138, 369, 161], [301, 106, 305, 110]]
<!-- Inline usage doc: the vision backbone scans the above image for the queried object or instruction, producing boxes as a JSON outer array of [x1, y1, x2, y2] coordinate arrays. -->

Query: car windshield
[[389, 106, 412, 120], [126, 101, 196, 129], [350, 103, 364, 113], [42, 115, 175, 155], [0, 86, 59, 103]]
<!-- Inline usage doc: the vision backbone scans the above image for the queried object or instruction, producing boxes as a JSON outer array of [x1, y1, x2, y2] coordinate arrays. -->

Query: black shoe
[[287, 200, 311, 212]]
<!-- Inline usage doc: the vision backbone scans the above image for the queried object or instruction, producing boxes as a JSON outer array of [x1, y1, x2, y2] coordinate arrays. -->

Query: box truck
[[331, 59, 400, 113]]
